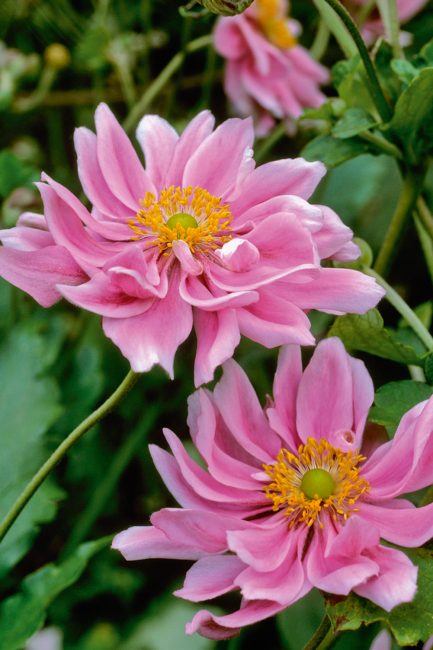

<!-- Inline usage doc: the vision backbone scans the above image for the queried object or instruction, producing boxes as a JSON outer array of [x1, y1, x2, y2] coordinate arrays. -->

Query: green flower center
[[165, 213, 198, 230], [301, 468, 335, 499]]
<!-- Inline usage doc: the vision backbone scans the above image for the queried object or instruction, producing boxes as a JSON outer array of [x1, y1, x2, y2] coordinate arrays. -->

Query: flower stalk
[[320, 0, 392, 123], [0, 370, 140, 545]]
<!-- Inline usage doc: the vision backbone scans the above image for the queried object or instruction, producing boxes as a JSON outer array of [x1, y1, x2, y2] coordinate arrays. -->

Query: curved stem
[[0, 369, 140, 544], [123, 34, 213, 133], [322, 0, 392, 123], [255, 121, 287, 163], [359, 130, 403, 159], [373, 167, 426, 277], [311, 18, 331, 61], [303, 615, 336, 650], [377, 0, 403, 59], [364, 266, 433, 350]]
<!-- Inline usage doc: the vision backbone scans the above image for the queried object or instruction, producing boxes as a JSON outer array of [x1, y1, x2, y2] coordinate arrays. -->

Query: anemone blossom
[[113, 338, 433, 639]]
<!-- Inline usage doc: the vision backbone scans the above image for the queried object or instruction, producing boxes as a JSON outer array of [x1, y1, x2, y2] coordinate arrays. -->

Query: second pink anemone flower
[[214, 0, 329, 135], [0, 105, 383, 385], [113, 338, 433, 639]]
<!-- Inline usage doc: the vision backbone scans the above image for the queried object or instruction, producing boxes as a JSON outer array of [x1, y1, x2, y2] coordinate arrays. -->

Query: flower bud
[[44, 44, 71, 70], [196, 0, 254, 15]]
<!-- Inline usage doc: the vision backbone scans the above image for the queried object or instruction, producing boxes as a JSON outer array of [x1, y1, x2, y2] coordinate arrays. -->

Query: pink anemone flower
[[214, 0, 329, 136], [343, 0, 428, 44], [0, 105, 383, 386], [113, 337, 433, 639]]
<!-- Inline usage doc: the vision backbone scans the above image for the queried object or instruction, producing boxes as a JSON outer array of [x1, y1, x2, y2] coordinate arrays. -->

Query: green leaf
[[326, 548, 433, 646], [332, 108, 378, 139], [369, 380, 433, 431], [425, 352, 433, 385], [302, 134, 369, 168], [391, 59, 419, 85], [328, 309, 423, 366], [0, 150, 38, 199], [0, 322, 64, 575], [386, 67, 433, 163], [0, 537, 109, 650]]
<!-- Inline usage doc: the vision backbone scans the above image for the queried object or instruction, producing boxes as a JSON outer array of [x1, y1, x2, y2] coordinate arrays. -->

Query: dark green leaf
[[301, 134, 369, 168], [386, 67, 433, 163], [0, 537, 109, 650], [391, 59, 419, 85], [328, 309, 423, 366], [369, 380, 433, 431], [0, 322, 64, 575], [0, 150, 38, 198], [276, 590, 324, 649]]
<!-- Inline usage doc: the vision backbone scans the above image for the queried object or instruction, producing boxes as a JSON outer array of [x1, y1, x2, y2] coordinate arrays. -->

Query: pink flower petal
[[166, 110, 216, 187], [267, 345, 303, 449], [354, 545, 417, 611], [193, 308, 240, 386], [213, 359, 282, 461], [102, 272, 193, 376], [136, 114, 178, 188], [186, 600, 287, 640], [227, 518, 294, 572], [183, 117, 254, 199], [0, 245, 85, 307], [282, 267, 385, 314], [359, 501, 433, 547], [180, 274, 258, 311], [230, 158, 326, 215], [95, 103, 154, 209], [112, 525, 205, 561], [175, 555, 245, 602]]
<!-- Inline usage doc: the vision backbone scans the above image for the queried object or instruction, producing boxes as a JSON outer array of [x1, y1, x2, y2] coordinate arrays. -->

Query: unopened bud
[[44, 43, 71, 70], [196, 0, 254, 15]]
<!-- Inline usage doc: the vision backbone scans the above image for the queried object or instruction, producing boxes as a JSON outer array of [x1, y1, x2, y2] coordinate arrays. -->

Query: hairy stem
[[322, 0, 392, 123], [374, 168, 425, 277], [123, 34, 213, 133], [0, 370, 140, 544]]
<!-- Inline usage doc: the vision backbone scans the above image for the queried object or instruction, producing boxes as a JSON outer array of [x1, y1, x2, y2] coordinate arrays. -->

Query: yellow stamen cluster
[[128, 185, 233, 255], [263, 438, 369, 528], [256, 0, 297, 49]]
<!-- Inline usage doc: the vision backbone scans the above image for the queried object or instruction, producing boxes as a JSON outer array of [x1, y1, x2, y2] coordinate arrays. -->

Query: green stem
[[416, 196, 433, 243], [0, 370, 140, 544], [322, 0, 392, 123], [62, 401, 159, 555], [303, 615, 336, 650], [359, 130, 403, 159], [415, 215, 433, 285], [311, 18, 331, 61], [123, 34, 213, 133], [313, 0, 357, 59], [255, 121, 287, 163], [13, 66, 57, 113], [377, 0, 403, 59], [373, 168, 425, 277], [364, 266, 433, 350]]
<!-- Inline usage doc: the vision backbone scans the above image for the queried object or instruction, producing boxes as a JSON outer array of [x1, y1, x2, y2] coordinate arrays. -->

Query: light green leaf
[[328, 309, 423, 366], [369, 380, 433, 431], [332, 108, 378, 139], [0, 537, 109, 650], [326, 548, 433, 646]]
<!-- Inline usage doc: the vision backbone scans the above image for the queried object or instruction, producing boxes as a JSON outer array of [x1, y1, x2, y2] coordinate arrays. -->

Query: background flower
[[214, 0, 329, 135], [0, 105, 383, 385], [114, 338, 433, 639]]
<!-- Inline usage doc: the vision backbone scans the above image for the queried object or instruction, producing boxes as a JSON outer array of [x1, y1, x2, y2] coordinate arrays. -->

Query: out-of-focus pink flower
[[343, 0, 428, 44], [214, 0, 329, 136], [0, 106, 383, 385], [113, 337, 433, 639], [370, 629, 433, 650]]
